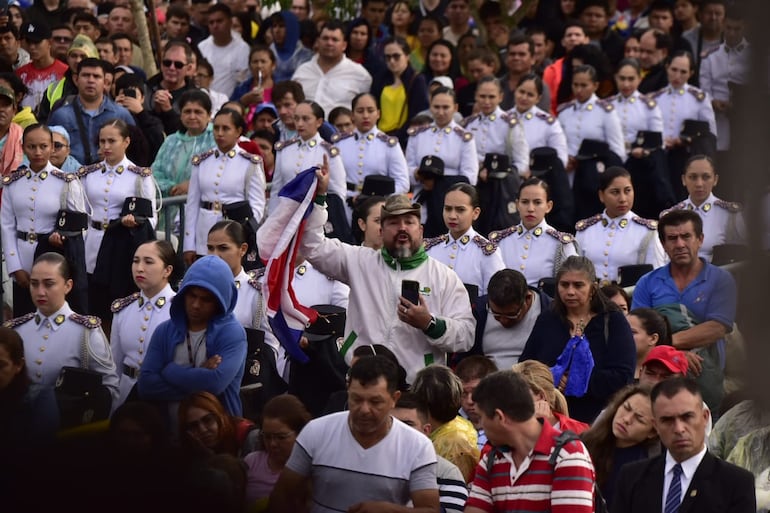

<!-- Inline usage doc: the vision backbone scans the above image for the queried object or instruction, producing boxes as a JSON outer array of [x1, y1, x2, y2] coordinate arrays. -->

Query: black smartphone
[[401, 280, 420, 305], [123, 88, 137, 98]]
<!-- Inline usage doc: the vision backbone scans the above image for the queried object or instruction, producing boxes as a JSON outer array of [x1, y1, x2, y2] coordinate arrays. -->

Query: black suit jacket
[[611, 451, 755, 513]]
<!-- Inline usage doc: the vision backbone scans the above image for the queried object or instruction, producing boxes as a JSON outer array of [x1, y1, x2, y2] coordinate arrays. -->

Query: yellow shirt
[[430, 415, 480, 482], [379, 83, 407, 133]]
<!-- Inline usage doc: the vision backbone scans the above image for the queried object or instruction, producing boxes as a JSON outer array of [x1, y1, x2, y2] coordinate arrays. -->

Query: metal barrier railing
[[157, 194, 187, 249]]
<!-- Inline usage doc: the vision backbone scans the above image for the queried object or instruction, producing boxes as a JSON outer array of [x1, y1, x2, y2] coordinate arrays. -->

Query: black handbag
[[54, 366, 112, 429]]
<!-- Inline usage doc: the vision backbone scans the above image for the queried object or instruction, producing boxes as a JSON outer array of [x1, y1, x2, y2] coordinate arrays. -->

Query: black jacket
[[639, 63, 669, 94]]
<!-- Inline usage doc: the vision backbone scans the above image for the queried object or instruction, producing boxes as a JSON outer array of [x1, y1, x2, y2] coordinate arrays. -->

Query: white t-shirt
[[198, 35, 250, 98]]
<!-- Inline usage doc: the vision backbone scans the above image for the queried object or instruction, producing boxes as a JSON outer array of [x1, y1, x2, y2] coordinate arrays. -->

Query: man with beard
[[261, 164, 475, 385]]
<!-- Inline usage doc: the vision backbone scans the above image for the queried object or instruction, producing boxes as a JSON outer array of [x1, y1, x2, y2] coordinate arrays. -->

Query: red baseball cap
[[643, 345, 689, 375]]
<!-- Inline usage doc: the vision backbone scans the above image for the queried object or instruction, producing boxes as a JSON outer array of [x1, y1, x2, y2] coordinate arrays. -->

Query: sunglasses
[[384, 53, 403, 61], [53, 142, 68, 150], [162, 59, 186, 69]]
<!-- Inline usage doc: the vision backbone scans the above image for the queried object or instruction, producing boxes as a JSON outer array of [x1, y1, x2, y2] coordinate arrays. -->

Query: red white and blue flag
[[258, 168, 319, 363]]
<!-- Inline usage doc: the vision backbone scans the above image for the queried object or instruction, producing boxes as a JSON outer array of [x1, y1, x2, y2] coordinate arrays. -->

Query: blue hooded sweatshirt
[[138, 256, 247, 416]]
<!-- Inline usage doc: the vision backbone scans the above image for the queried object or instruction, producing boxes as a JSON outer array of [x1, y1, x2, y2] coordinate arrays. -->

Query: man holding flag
[[258, 158, 475, 384]]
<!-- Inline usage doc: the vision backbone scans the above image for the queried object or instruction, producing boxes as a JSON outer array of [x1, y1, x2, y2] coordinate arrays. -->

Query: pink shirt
[[243, 450, 281, 503]]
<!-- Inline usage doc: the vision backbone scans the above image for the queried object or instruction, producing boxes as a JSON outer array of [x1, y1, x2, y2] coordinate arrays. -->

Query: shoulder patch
[[535, 112, 556, 124], [714, 199, 743, 213], [687, 87, 706, 102], [472, 235, 497, 255], [500, 112, 518, 127], [557, 100, 576, 114], [331, 132, 353, 143], [2, 312, 35, 329], [320, 140, 339, 157], [77, 162, 104, 178], [239, 151, 262, 164], [127, 165, 153, 177], [702, 46, 720, 60], [596, 99, 614, 112], [659, 201, 686, 218], [459, 113, 480, 128], [641, 94, 657, 109], [69, 313, 102, 329], [650, 88, 667, 99], [546, 228, 574, 244], [2, 166, 28, 185], [575, 214, 603, 232], [453, 126, 473, 142], [110, 292, 141, 313], [488, 226, 516, 242], [632, 216, 659, 230], [191, 148, 215, 165], [423, 234, 448, 251], [50, 169, 78, 182], [605, 93, 620, 103], [407, 126, 430, 137], [375, 132, 398, 147]]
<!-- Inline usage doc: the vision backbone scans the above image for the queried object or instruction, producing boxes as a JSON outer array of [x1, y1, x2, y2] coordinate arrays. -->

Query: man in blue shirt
[[632, 209, 736, 408], [48, 57, 135, 164]]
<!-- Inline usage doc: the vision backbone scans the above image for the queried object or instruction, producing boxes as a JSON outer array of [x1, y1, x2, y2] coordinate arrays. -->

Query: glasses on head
[[384, 53, 403, 61], [53, 36, 73, 44], [53, 142, 68, 150], [184, 412, 218, 433], [162, 59, 186, 69], [486, 301, 526, 321], [261, 431, 295, 442]]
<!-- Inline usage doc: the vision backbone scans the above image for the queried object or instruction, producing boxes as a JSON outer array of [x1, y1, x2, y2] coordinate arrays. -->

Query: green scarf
[[380, 246, 428, 270]]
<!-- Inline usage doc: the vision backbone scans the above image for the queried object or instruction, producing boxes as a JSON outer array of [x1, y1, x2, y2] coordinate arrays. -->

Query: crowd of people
[[0, 0, 766, 512]]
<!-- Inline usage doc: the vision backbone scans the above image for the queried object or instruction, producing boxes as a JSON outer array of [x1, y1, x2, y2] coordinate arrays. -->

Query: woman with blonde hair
[[512, 360, 588, 434]]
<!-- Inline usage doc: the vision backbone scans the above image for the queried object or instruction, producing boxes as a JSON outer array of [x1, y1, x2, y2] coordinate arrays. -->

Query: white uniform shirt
[[270, 133, 345, 212], [1, 163, 87, 275], [110, 284, 175, 408], [293, 261, 350, 309], [198, 35, 251, 98], [291, 55, 373, 116], [183, 146, 266, 255], [575, 210, 666, 284], [490, 220, 579, 286], [663, 193, 747, 261], [335, 127, 410, 197], [652, 85, 717, 141], [461, 107, 529, 175], [82, 157, 157, 273], [699, 40, 751, 150], [424, 227, 505, 295], [6, 302, 119, 403], [511, 105, 569, 167], [557, 94, 626, 159], [405, 121, 479, 191], [610, 91, 664, 156]]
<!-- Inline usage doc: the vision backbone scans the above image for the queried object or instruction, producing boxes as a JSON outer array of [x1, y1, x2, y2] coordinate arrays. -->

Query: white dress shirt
[[610, 90, 665, 156], [652, 84, 717, 141], [461, 107, 529, 175], [335, 127, 410, 197], [557, 93, 626, 159], [511, 105, 569, 167], [405, 121, 479, 192], [662, 445, 708, 513]]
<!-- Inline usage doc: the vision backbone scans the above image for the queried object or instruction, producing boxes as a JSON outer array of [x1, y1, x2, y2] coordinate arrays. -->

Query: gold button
[[39, 346, 45, 352], [139, 337, 144, 342], [522, 255, 527, 260], [141, 326, 147, 331], [36, 372, 42, 378], [523, 245, 529, 250], [42, 335, 48, 340], [143, 316, 149, 321], [138, 348, 143, 354], [520, 264, 525, 270], [35, 359, 42, 365]]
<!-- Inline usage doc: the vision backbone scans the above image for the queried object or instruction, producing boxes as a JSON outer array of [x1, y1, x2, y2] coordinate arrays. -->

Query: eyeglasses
[[53, 36, 73, 44], [486, 300, 526, 321], [184, 412, 218, 433], [53, 142, 69, 150], [384, 53, 403, 61], [260, 431, 295, 442], [162, 59, 186, 69]]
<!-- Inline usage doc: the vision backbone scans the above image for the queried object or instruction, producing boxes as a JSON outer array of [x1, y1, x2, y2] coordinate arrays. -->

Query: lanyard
[[185, 331, 206, 367]]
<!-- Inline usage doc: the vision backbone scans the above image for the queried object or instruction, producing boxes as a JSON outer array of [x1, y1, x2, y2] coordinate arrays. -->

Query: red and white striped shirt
[[466, 420, 596, 512]]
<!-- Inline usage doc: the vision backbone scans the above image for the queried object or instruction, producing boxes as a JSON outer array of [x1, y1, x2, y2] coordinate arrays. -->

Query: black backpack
[[485, 430, 607, 513]]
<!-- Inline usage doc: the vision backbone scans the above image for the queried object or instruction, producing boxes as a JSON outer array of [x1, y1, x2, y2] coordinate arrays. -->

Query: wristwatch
[[423, 315, 437, 333]]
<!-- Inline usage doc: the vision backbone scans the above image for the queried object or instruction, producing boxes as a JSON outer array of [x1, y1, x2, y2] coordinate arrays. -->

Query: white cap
[[430, 76, 454, 90]]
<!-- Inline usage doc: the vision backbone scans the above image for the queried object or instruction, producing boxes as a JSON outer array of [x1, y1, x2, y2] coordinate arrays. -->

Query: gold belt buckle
[[356, 183, 363, 192], [102, 222, 109, 230], [28, 232, 37, 242], [212, 201, 222, 212]]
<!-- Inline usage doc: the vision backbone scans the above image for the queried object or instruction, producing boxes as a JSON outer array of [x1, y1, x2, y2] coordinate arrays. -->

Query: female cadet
[[651, 50, 717, 200], [406, 86, 478, 195], [1, 124, 88, 316], [661, 155, 746, 262], [611, 59, 673, 219], [109, 240, 176, 410], [575, 166, 665, 285], [490, 178, 578, 286], [270, 101, 346, 212], [510, 73, 568, 169], [183, 108, 266, 266], [4, 252, 118, 404], [334, 93, 409, 205], [80, 119, 157, 319], [423, 183, 505, 295], [557, 64, 625, 219], [461, 76, 529, 179]]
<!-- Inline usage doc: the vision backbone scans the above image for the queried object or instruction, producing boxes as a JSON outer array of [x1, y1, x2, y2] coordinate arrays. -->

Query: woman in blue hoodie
[[268, 11, 313, 83], [138, 256, 247, 426]]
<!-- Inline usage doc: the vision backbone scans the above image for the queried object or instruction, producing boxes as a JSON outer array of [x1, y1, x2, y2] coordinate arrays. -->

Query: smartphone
[[123, 88, 137, 98], [401, 280, 420, 305], [257, 70, 263, 88]]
